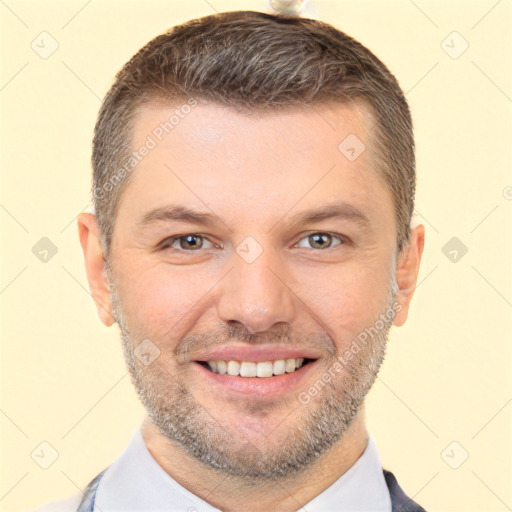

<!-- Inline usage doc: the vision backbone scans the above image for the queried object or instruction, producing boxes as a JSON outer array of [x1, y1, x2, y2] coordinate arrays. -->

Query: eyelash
[[159, 232, 349, 252]]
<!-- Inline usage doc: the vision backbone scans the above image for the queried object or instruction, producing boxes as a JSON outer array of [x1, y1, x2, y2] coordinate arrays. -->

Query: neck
[[142, 404, 369, 512]]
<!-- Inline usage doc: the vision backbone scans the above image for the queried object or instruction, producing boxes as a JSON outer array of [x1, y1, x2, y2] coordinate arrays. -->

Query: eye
[[161, 234, 214, 251], [296, 232, 344, 250]]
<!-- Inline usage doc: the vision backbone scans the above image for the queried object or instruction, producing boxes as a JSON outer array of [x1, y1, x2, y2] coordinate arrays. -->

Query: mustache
[[175, 324, 335, 360]]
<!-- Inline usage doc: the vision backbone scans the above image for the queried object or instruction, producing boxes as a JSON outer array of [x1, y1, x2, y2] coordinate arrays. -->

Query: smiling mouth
[[196, 358, 316, 378]]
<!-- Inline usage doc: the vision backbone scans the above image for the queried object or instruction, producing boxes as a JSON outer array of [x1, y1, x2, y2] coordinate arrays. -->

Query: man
[[39, 9, 426, 512]]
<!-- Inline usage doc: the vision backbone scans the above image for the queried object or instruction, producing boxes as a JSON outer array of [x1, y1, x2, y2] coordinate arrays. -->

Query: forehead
[[115, 100, 394, 235]]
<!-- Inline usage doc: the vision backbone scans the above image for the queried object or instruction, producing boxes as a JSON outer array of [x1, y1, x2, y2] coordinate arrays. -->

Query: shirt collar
[[95, 422, 391, 512]]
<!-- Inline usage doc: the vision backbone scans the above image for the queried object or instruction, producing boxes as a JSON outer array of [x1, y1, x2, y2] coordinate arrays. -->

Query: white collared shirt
[[92, 422, 391, 512]]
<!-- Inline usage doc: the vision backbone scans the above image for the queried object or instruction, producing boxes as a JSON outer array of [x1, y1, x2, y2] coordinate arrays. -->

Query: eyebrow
[[282, 201, 370, 231], [137, 205, 219, 229], [136, 201, 371, 231]]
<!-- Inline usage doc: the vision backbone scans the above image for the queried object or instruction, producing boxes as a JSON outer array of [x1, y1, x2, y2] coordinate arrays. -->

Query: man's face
[[107, 101, 400, 480]]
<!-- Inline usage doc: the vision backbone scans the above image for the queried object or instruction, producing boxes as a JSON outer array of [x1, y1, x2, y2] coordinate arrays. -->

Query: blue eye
[[163, 234, 214, 251], [296, 232, 343, 250]]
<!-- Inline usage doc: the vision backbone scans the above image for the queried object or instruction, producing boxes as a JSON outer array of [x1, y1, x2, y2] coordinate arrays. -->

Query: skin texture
[[78, 101, 425, 512]]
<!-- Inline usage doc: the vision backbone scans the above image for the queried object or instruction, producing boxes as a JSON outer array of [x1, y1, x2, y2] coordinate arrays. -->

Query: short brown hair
[[92, 10, 415, 260]]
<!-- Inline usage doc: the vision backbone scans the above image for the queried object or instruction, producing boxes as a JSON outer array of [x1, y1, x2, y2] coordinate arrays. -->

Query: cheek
[[114, 263, 212, 339], [293, 261, 392, 347]]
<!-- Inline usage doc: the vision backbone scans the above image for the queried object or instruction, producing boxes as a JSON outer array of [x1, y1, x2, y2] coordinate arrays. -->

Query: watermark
[[32, 237, 58, 263], [297, 300, 402, 405], [31, 31, 59, 59], [442, 236, 468, 263], [441, 31, 469, 60], [93, 97, 198, 201], [134, 338, 161, 366], [236, 236, 263, 264], [338, 133, 366, 162], [441, 441, 469, 469], [31, 441, 59, 469]]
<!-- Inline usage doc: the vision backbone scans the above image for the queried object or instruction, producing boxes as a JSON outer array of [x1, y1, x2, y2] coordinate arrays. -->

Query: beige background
[[1, 0, 511, 510]]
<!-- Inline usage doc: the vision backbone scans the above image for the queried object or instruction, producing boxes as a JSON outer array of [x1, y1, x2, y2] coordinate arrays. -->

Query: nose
[[216, 245, 296, 334]]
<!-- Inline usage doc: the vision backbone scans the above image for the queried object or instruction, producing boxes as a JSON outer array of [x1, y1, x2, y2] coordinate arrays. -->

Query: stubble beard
[[108, 269, 396, 485]]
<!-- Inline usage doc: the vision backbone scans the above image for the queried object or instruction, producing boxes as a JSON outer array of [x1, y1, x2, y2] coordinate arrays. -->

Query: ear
[[392, 223, 425, 327], [77, 212, 116, 327]]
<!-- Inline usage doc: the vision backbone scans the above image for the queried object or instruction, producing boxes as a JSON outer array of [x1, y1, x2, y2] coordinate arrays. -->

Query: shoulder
[[32, 493, 82, 512], [383, 469, 427, 512]]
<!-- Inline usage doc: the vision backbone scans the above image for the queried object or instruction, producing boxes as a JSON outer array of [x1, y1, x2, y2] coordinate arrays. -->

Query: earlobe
[[77, 213, 116, 327], [392, 224, 425, 327]]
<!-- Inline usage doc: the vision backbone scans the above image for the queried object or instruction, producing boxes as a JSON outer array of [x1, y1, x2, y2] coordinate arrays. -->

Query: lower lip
[[193, 360, 318, 397]]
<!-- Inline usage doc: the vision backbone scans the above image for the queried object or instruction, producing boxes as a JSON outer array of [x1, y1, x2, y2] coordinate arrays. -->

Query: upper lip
[[191, 345, 322, 362]]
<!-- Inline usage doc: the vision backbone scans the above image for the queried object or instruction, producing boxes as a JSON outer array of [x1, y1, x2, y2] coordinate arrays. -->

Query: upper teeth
[[206, 358, 305, 378]]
